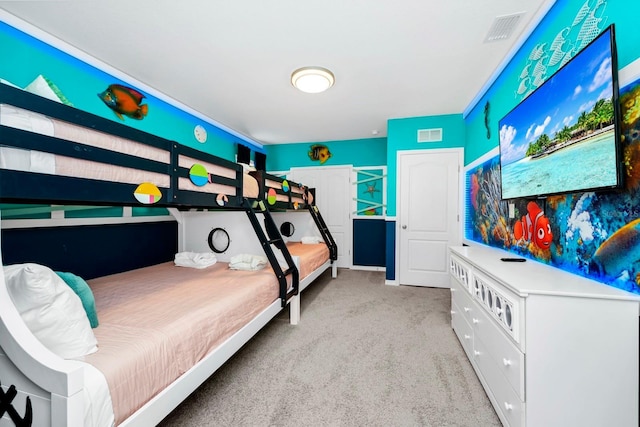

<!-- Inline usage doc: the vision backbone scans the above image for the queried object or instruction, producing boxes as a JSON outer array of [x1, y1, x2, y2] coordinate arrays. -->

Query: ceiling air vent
[[417, 128, 443, 143], [484, 12, 524, 43]]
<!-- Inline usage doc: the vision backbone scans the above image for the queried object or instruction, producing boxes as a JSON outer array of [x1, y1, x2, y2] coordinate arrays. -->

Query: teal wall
[[0, 20, 258, 161], [386, 114, 465, 216], [265, 137, 387, 170], [463, 0, 640, 294], [464, 0, 640, 164]]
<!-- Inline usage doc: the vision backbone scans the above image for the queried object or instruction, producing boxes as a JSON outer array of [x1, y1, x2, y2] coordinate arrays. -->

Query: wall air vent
[[417, 128, 443, 143], [484, 12, 524, 43]]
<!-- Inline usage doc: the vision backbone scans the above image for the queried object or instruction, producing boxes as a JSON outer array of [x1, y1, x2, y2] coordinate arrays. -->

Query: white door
[[398, 149, 462, 287], [289, 166, 352, 269]]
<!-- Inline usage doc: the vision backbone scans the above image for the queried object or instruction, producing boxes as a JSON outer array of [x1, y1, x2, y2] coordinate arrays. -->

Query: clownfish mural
[[98, 84, 148, 120], [513, 201, 553, 250]]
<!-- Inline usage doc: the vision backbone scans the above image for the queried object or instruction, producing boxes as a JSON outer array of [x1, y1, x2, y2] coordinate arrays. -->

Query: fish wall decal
[[308, 144, 332, 164], [98, 84, 148, 120]]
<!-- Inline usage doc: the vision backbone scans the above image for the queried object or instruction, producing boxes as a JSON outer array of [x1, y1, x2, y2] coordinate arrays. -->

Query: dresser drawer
[[470, 299, 525, 400], [451, 283, 477, 326], [451, 299, 474, 361], [474, 337, 525, 427]]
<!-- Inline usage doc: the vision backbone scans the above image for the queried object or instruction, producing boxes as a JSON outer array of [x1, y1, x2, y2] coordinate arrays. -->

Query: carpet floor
[[157, 269, 501, 426]]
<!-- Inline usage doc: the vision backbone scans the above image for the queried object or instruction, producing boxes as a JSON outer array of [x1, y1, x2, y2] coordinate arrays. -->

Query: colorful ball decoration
[[282, 180, 290, 192], [134, 182, 162, 204], [267, 188, 277, 205], [189, 164, 209, 186]]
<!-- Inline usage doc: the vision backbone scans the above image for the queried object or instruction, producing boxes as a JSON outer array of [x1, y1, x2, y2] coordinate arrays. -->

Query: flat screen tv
[[499, 24, 623, 200]]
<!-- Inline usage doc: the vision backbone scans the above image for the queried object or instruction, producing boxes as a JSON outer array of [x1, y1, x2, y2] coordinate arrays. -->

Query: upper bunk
[[250, 170, 312, 211], [0, 82, 301, 306], [0, 82, 258, 209], [251, 170, 338, 263]]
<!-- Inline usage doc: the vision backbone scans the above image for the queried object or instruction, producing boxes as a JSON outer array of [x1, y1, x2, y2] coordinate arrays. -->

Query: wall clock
[[194, 124, 207, 143]]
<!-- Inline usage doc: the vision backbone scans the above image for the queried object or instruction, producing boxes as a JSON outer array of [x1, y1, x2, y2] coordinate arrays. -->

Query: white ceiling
[[0, 1, 551, 145]]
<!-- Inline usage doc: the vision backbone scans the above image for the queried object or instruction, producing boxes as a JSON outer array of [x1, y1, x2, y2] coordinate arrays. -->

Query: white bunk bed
[[0, 83, 301, 427]]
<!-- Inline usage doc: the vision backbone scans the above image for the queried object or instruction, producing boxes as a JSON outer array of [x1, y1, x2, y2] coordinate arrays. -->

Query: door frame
[[394, 148, 464, 286]]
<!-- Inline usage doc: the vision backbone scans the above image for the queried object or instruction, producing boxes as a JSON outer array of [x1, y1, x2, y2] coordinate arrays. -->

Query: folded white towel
[[229, 254, 268, 271], [174, 252, 217, 269], [301, 236, 322, 244]]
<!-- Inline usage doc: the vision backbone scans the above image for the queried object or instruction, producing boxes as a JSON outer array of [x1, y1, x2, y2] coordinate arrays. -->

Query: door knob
[[402, 225, 407, 229]]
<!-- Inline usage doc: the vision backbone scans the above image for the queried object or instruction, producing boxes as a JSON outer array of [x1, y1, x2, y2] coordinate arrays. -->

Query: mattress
[[0, 103, 171, 187], [0, 104, 259, 198], [84, 261, 279, 425], [286, 241, 330, 280]]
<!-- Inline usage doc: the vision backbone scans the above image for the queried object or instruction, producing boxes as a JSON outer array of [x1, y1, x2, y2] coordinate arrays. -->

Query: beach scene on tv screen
[[499, 28, 617, 200]]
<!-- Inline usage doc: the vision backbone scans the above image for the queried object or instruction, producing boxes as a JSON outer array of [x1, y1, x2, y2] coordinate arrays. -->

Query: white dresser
[[449, 244, 640, 427]]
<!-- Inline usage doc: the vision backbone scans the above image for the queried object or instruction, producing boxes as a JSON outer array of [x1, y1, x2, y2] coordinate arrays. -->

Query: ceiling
[[0, 1, 552, 146]]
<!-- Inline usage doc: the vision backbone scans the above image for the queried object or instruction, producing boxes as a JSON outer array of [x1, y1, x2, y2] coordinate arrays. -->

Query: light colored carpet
[[157, 269, 501, 426]]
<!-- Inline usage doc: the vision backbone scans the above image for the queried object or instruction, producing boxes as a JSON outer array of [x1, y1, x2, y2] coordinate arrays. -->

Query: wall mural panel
[[466, 77, 640, 294], [516, 0, 610, 100]]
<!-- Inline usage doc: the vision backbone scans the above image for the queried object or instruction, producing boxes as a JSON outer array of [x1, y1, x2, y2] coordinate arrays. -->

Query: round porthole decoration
[[189, 164, 209, 187], [280, 221, 295, 237], [207, 227, 230, 253]]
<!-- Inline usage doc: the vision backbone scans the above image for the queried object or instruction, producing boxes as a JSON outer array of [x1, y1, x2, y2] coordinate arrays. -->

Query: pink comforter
[[286, 242, 330, 279], [85, 262, 279, 425]]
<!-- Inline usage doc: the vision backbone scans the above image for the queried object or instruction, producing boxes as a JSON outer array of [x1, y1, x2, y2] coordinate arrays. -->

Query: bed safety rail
[[0, 83, 260, 209], [250, 170, 309, 211], [171, 143, 245, 208], [243, 198, 299, 306], [0, 83, 174, 206]]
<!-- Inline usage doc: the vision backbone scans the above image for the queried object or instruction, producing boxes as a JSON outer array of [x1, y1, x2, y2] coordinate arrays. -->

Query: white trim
[[463, 0, 557, 118], [385, 279, 399, 286], [351, 265, 385, 272], [352, 165, 387, 218], [465, 146, 500, 170], [0, 10, 264, 151], [620, 57, 640, 87], [1, 215, 175, 230]]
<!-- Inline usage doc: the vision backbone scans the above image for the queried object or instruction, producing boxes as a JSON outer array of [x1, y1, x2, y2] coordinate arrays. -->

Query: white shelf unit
[[449, 244, 640, 427]]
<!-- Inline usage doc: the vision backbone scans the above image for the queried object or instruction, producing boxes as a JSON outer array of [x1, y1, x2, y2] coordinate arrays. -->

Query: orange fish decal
[[98, 84, 148, 120], [513, 201, 553, 250]]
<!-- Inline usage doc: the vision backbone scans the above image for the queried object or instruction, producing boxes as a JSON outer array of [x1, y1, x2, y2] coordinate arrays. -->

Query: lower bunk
[[286, 241, 334, 291], [271, 210, 338, 292], [0, 214, 298, 427]]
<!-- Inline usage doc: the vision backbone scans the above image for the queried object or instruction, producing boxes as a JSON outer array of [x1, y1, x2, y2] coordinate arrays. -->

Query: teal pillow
[[55, 271, 99, 328]]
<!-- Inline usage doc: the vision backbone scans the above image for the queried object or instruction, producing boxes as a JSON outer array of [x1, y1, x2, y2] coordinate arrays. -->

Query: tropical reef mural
[[466, 77, 640, 295]]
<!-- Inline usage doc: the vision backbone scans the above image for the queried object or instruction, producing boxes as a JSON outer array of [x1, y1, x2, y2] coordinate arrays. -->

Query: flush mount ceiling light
[[291, 66, 335, 93]]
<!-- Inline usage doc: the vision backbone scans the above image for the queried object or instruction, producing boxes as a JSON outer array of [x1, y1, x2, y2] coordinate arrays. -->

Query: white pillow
[[4, 263, 98, 359]]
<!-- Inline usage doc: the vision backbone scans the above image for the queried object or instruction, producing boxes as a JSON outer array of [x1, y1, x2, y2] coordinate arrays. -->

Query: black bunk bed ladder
[[243, 198, 299, 307], [308, 205, 338, 261]]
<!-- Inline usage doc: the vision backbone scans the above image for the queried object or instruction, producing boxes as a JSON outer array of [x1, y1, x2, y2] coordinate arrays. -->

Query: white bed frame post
[[0, 213, 86, 427]]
